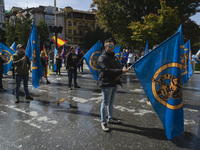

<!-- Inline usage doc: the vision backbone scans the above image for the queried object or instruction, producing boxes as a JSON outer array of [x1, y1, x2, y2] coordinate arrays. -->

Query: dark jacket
[[67, 52, 79, 69], [98, 50, 122, 87], [12, 51, 31, 75], [0, 56, 5, 73]]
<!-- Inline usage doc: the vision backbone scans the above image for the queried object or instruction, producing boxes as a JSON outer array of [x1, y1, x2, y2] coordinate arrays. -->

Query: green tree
[[15, 17, 32, 47], [84, 27, 113, 50], [5, 23, 15, 46], [0, 28, 6, 44], [129, 1, 180, 48], [37, 19, 49, 51]]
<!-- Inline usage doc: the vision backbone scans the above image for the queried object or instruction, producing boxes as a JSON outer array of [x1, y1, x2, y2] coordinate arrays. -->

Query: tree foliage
[[129, 1, 180, 48], [37, 19, 49, 51], [91, 0, 200, 48], [5, 23, 15, 46]]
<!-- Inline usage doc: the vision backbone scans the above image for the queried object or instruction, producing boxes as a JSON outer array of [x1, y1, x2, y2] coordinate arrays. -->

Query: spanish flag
[[52, 36, 67, 47]]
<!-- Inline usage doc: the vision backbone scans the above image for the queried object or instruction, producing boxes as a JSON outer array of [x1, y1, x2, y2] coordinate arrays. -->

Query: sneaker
[[68, 87, 72, 90], [46, 80, 51, 84], [101, 122, 109, 132], [74, 85, 81, 88], [146, 101, 151, 105], [108, 118, 121, 124], [15, 98, 19, 103], [25, 96, 33, 100]]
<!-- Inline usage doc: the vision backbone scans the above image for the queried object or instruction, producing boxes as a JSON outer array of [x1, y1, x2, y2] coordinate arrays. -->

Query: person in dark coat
[[98, 38, 128, 132], [0, 55, 6, 92]]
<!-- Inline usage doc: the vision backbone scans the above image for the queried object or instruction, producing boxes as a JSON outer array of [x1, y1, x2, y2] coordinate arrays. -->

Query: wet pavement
[[0, 65, 200, 150]]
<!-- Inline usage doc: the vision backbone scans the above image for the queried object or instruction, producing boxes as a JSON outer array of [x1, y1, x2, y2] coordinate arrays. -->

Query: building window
[[74, 38, 78, 42], [67, 13, 71, 18], [68, 29, 72, 34], [90, 23, 94, 28], [68, 21, 72, 26], [79, 30, 83, 35], [74, 30, 77, 35], [79, 22, 82, 27], [85, 23, 88, 28], [73, 21, 77, 26]]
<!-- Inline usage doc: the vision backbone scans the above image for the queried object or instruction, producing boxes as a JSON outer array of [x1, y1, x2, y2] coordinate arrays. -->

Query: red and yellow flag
[[52, 36, 67, 47]]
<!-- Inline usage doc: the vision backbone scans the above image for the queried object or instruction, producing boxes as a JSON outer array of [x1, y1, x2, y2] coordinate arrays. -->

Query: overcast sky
[[4, 0, 200, 25]]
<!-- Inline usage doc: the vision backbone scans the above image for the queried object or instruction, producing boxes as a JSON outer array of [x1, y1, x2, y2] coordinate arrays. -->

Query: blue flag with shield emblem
[[25, 22, 43, 88], [184, 40, 193, 82], [144, 41, 149, 55], [84, 40, 102, 80], [113, 45, 121, 60], [53, 48, 58, 71], [132, 30, 185, 140], [193, 49, 200, 64], [10, 42, 17, 53], [0, 43, 15, 75]]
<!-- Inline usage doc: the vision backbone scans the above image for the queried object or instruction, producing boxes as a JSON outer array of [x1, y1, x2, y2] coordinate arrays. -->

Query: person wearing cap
[[12, 44, 33, 103]]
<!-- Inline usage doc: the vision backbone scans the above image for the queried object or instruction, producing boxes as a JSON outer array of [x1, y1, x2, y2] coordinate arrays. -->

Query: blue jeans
[[15, 75, 30, 99], [100, 87, 118, 123], [68, 68, 77, 87]]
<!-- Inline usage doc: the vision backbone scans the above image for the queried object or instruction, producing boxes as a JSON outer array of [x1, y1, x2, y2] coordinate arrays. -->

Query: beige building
[[64, 7, 99, 47]]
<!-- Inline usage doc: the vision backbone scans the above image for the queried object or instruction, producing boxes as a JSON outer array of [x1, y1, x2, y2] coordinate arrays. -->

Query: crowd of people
[[0, 39, 139, 132]]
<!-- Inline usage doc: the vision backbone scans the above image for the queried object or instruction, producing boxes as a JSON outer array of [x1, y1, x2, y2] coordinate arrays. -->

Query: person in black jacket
[[67, 46, 80, 90], [0, 55, 6, 92], [98, 38, 128, 132]]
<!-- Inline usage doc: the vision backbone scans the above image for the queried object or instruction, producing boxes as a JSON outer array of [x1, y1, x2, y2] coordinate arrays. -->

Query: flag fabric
[[121, 51, 129, 67], [43, 45, 50, 76], [132, 30, 184, 140], [192, 49, 200, 64], [61, 45, 67, 63], [184, 40, 193, 82], [75, 46, 80, 55], [53, 48, 58, 71], [52, 36, 67, 47], [84, 40, 102, 80], [0, 43, 15, 75], [10, 42, 17, 53], [25, 22, 43, 88], [113, 45, 121, 60], [144, 41, 149, 55]]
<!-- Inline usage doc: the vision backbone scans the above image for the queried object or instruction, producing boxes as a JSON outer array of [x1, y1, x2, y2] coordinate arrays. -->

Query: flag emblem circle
[[151, 63, 183, 110], [89, 51, 100, 70], [2, 50, 12, 65]]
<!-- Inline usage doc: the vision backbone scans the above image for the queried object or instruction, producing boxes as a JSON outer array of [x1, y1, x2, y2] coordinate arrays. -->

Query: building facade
[[0, 0, 5, 29]]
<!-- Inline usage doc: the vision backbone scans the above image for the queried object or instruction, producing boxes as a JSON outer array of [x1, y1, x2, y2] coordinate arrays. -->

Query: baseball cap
[[16, 44, 24, 49]]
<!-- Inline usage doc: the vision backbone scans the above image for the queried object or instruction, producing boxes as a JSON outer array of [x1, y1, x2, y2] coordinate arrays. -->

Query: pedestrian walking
[[56, 52, 62, 75], [12, 44, 33, 103], [0, 55, 6, 92], [67, 46, 81, 90], [98, 38, 128, 132]]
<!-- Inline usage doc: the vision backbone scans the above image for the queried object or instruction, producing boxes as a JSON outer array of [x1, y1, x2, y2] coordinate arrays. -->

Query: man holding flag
[[98, 38, 128, 132], [12, 44, 33, 103]]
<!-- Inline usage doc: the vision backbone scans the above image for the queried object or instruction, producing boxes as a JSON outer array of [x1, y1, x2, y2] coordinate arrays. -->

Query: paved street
[[0, 65, 200, 150]]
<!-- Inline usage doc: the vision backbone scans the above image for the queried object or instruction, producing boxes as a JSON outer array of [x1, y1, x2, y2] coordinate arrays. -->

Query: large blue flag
[[184, 40, 193, 82], [144, 41, 149, 55], [53, 48, 58, 71], [121, 51, 129, 67], [0, 43, 15, 75], [193, 49, 200, 64], [10, 42, 17, 53], [132, 31, 184, 140], [113, 45, 121, 60], [84, 40, 102, 80], [25, 22, 43, 88]]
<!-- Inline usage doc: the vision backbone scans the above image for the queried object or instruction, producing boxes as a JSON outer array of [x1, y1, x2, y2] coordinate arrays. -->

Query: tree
[[129, 1, 180, 48], [5, 23, 15, 46], [91, 0, 200, 48], [14, 17, 32, 47], [37, 19, 49, 51], [0, 28, 6, 44]]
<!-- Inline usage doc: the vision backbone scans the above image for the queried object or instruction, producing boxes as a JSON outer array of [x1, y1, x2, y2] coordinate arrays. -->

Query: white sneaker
[[101, 122, 109, 132]]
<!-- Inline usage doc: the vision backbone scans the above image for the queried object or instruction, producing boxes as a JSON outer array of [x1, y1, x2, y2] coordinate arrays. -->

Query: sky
[[4, 0, 200, 25]]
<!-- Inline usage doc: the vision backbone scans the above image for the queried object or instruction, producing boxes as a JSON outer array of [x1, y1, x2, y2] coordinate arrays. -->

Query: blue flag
[[184, 40, 193, 82], [113, 45, 121, 60], [10, 42, 17, 53], [53, 48, 58, 71], [25, 22, 43, 88], [193, 49, 200, 64], [0, 43, 15, 75], [84, 40, 102, 80], [132, 31, 184, 140], [144, 41, 149, 55], [121, 51, 129, 67]]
